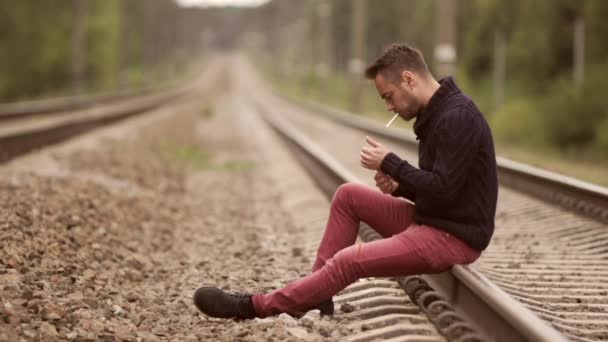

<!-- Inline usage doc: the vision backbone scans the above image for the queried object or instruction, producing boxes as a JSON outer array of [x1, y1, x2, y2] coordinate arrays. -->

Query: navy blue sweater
[[380, 77, 498, 251]]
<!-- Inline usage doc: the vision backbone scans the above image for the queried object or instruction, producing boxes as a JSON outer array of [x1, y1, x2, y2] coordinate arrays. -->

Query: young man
[[193, 44, 498, 319]]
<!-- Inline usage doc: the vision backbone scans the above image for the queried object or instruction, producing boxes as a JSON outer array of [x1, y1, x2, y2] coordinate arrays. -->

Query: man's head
[[365, 44, 436, 121]]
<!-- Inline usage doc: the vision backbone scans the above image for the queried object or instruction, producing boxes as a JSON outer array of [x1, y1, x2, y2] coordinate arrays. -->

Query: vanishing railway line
[[238, 57, 608, 341], [0, 63, 220, 164], [0, 86, 166, 121]]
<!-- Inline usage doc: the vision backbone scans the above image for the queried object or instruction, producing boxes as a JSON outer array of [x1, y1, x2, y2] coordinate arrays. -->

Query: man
[[192, 44, 498, 319]]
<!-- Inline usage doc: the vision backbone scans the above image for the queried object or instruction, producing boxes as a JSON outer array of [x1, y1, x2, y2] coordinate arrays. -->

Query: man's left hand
[[360, 136, 390, 170]]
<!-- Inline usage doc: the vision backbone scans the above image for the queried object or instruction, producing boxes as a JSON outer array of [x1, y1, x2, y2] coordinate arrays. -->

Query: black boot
[[302, 298, 334, 316], [193, 286, 256, 319], [316, 298, 334, 315]]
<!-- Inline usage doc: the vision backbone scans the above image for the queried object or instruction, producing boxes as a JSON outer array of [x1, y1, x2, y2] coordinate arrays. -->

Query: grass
[[222, 160, 256, 171], [159, 142, 256, 172], [495, 142, 608, 187], [160, 142, 214, 170], [259, 63, 608, 187], [200, 106, 214, 119]]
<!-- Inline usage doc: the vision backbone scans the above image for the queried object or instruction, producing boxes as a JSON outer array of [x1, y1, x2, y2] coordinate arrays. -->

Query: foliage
[[2, 0, 608, 162], [0, 0, 207, 102], [0, 2, 72, 100], [539, 62, 608, 151], [255, 0, 608, 160]]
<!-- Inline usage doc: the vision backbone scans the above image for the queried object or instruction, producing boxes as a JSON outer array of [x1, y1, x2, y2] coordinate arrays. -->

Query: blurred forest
[[246, 0, 608, 163], [0, 0, 238, 101], [1, 0, 607, 172]]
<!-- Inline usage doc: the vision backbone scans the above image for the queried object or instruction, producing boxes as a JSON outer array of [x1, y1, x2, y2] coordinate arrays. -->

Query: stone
[[67, 291, 85, 301], [302, 309, 320, 320], [2, 282, 21, 297], [286, 327, 310, 339], [41, 303, 66, 321], [277, 313, 297, 327], [330, 329, 343, 340], [21, 289, 34, 301], [126, 292, 139, 303], [83, 296, 99, 308], [3, 302, 25, 317], [0, 271, 22, 282], [46, 312, 61, 321], [340, 302, 356, 313], [81, 319, 105, 333], [113, 324, 135, 340], [112, 304, 127, 318], [137, 331, 161, 342], [26, 299, 43, 313], [22, 326, 37, 339], [183, 334, 198, 342], [39, 322, 58, 338]]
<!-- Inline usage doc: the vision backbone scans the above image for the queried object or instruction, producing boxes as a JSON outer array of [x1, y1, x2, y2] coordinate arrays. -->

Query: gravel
[[0, 85, 358, 341]]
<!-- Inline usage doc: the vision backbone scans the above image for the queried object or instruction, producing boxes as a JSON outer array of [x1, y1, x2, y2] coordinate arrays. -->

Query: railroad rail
[[0, 87, 158, 121], [0, 62, 220, 164], [240, 57, 608, 341]]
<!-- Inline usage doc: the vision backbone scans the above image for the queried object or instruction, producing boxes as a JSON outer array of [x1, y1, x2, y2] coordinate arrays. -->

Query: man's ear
[[400, 70, 416, 88]]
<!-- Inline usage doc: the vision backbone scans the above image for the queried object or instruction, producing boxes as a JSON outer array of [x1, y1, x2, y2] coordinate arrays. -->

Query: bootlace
[[228, 292, 251, 300], [227, 292, 254, 317]]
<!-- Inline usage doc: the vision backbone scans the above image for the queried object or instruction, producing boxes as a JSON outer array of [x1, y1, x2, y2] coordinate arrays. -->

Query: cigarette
[[385, 113, 399, 127]]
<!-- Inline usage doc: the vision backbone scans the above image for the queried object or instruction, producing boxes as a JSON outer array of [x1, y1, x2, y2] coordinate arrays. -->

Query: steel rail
[[0, 87, 158, 120], [0, 64, 205, 120], [253, 98, 568, 342]]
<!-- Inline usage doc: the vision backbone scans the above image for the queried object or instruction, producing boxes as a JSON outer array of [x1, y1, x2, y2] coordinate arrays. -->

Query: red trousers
[[251, 183, 481, 317]]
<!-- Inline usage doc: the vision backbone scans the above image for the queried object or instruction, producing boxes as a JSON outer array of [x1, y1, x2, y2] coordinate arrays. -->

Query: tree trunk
[[434, 0, 457, 78], [118, 0, 129, 89], [71, 0, 87, 95], [349, 0, 367, 114], [493, 30, 506, 110], [573, 15, 585, 86], [316, 0, 333, 98]]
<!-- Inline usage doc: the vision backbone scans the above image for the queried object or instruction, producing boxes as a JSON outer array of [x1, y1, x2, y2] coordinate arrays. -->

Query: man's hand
[[360, 136, 390, 170], [374, 171, 399, 194]]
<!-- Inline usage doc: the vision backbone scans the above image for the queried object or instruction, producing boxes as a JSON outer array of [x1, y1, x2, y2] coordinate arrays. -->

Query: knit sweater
[[380, 77, 498, 251]]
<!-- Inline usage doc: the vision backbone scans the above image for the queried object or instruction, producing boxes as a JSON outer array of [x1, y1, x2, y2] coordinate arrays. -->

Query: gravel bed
[[0, 83, 357, 341]]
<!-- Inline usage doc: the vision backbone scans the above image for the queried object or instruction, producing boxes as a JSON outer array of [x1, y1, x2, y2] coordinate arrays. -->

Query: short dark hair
[[364, 44, 430, 82]]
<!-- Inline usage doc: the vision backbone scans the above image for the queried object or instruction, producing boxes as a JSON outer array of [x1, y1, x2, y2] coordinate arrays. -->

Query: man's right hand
[[374, 171, 399, 194]]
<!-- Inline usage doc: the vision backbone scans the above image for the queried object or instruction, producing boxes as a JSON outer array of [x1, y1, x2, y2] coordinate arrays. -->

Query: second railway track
[[0, 61, 222, 164]]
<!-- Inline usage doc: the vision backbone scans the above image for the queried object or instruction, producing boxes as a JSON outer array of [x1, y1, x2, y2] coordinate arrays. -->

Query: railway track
[[0, 86, 163, 121], [0, 62, 219, 164], [239, 58, 608, 341]]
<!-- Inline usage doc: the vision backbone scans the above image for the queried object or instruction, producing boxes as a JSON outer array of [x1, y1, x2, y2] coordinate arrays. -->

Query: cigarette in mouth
[[385, 113, 399, 127]]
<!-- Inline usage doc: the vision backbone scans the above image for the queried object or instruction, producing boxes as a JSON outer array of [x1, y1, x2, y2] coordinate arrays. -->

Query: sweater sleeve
[[391, 183, 416, 202], [380, 109, 481, 201]]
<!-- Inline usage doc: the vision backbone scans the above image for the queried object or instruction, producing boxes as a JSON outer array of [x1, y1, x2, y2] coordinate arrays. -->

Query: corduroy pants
[[252, 183, 481, 317]]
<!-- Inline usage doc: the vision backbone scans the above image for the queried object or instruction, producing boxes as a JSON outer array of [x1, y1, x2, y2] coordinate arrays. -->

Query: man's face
[[374, 72, 422, 121]]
